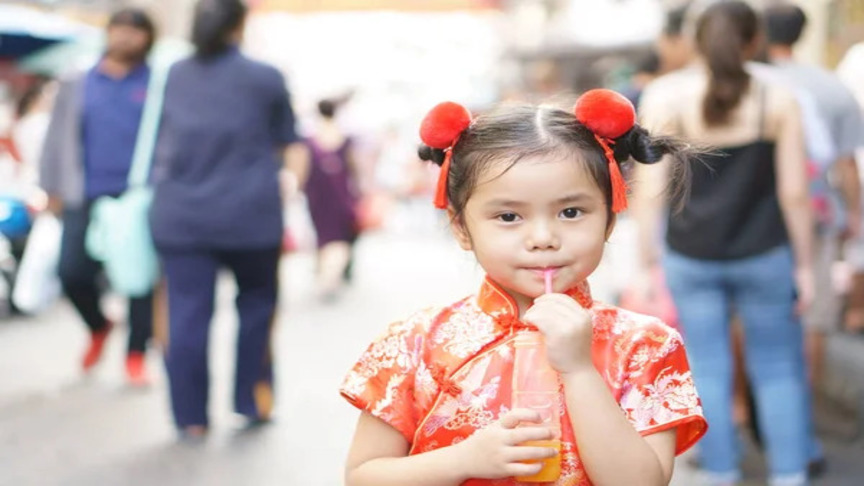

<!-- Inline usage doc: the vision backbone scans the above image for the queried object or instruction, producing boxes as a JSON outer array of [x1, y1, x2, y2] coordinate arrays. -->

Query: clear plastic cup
[[512, 331, 561, 482]]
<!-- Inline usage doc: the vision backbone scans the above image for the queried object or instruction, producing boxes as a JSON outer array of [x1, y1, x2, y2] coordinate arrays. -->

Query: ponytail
[[695, 1, 759, 126], [192, 0, 247, 58]]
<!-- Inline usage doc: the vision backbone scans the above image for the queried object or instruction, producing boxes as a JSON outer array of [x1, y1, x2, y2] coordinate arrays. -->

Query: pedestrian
[[753, 3, 863, 476], [656, 4, 693, 75], [341, 91, 707, 484], [148, 0, 300, 438], [763, 2, 863, 373], [39, 8, 157, 386], [834, 41, 864, 335], [291, 99, 360, 300], [622, 49, 661, 110], [634, 2, 814, 485], [13, 78, 54, 201]]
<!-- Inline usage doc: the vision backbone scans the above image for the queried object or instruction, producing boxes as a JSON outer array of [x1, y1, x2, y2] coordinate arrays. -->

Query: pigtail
[[418, 144, 447, 167], [614, 124, 700, 213]]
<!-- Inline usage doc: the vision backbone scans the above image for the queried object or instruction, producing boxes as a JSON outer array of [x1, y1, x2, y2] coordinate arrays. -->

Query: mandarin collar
[[476, 276, 593, 322]]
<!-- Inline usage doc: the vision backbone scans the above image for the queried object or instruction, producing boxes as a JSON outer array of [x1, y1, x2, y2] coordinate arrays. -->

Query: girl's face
[[452, 155, 614, 314]]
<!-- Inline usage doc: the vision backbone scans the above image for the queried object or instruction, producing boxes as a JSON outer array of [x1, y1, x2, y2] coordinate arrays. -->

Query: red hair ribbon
[[594, 135, 629, 213], [419, 102, 472, 209], [573, 89, 637, 213], [434, 149, 454, 209]]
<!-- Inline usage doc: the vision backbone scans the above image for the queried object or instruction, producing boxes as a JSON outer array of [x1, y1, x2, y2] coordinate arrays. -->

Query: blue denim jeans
[[664, 246, 809, 485]]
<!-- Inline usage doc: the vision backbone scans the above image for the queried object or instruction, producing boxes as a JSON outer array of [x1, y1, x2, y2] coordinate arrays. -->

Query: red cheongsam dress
[[341, 277, 708, 485]]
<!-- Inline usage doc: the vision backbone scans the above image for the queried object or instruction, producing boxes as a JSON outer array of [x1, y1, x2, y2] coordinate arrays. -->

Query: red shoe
[[125, 351, 150, 387], [81, 323, 113, 371]]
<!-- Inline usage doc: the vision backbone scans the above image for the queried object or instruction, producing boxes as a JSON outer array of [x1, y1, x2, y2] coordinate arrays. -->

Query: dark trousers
[[159, 246, 280, 428], [58, 203, 153, 354]]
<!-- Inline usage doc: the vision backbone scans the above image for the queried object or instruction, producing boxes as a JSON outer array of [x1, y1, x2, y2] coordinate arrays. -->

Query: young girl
[[340, 90, 707, 485]]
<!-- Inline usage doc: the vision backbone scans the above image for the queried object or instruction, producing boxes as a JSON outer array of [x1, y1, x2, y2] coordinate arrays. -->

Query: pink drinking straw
[[544, 269, 553, 294]]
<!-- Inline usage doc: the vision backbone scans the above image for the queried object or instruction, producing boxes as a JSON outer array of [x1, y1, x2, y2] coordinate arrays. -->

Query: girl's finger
[[508, 426, 554, 445], [536, 293, 590, 314], [542, 295, 589, 316], [505, 462, 544, 477], [534, 293, 578, 307], [527, 298, 573, 319], [522, 308, 553, 328], [506, 444, 559, 462], [500, 409, 543, 429]]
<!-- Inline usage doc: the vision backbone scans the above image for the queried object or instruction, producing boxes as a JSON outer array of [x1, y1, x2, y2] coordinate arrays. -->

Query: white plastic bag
[[12, 214, 62, 314]]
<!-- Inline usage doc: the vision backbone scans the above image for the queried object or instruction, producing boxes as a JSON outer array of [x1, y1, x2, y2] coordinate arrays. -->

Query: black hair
[[663, 5, 689, 37], [192, 0, 248, 58], [696, 0, 759, 126], [764, 3, 807, 47], [108, 7, 157, 54], [318, 99, 337, 119], [418, 103, 694, 223]]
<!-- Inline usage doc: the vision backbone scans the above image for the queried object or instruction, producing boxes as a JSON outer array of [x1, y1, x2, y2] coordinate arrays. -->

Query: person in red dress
[[341, 91, 707, 485]]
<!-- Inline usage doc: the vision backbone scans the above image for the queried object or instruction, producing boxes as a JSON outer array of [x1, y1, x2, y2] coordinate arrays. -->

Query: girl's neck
[[514, 295, 533, 319]]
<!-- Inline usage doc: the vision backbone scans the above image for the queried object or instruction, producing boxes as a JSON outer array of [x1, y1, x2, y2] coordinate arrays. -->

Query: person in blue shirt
[[40, 8, 156, 387], [149, 0, 300, 438]]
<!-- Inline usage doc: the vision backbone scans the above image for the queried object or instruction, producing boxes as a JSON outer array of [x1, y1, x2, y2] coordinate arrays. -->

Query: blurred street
[[2, 1, 864, 485], [0, 219, 861, 486]]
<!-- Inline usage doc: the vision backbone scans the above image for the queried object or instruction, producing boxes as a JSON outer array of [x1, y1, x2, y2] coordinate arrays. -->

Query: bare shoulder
[[758, 77, 798, 111], [643, 67, 703, 103]]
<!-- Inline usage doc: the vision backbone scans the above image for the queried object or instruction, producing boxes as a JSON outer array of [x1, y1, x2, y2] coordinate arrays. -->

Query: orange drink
[[516, 439, 561, 482], [512, 331, 562, 482]]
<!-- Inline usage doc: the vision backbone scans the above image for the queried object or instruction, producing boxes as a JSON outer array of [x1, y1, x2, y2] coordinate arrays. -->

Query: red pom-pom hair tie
[[573, 89, 637, 213], [419, 102, 472, 209]]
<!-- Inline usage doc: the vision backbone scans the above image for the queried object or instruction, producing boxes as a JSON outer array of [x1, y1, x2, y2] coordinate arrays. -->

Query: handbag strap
[[127, 61, 171, 189]]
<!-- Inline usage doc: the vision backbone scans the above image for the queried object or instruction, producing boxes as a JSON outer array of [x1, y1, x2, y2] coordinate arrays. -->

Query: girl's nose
[[525, 220, 560, 251]]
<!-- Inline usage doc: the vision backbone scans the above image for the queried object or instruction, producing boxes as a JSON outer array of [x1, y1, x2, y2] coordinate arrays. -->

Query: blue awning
[[0, 5, 95, 59]]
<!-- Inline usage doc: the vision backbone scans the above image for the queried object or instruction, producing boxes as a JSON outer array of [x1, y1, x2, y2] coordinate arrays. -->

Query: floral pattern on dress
[[341, 277, 708, 485], [433, 307, 498, 359]]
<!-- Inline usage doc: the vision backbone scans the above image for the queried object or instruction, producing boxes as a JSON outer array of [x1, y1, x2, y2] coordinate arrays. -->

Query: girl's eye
[[560, 207, 582, 219], [497, 213, 520, 223]]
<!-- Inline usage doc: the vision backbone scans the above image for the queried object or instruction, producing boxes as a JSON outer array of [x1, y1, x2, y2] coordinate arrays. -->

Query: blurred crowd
[[0, 0, 863, 484], [0, 0, 443, 439]]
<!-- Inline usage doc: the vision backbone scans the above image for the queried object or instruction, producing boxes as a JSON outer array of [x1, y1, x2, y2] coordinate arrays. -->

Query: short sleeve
[[39, 76, 78, 196], [619, 323, 708, 455], [340, 319, 424, 442], [795, 89, 836, 167], [836, 99, 864, 158], [268, 70, 299, 146]]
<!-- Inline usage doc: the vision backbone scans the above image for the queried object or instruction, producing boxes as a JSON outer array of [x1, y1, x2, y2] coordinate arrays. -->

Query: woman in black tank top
[[632, 2, 814, 485]]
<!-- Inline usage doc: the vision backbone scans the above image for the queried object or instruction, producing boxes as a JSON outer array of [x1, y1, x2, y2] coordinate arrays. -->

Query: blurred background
[[1, 0, 863, 485]]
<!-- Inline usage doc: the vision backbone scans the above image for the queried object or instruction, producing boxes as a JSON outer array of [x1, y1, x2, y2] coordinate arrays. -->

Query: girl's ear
[[448, 208, 473, 251], [605, 213, 617, 241]]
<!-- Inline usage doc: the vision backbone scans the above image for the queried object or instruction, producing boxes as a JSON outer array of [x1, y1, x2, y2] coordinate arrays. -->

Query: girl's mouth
[[526, 267, 562, 277]]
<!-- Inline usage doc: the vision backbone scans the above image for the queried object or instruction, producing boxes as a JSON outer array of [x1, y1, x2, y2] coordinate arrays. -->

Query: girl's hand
[[523, 294, 594, 374], [453, 408, 558, 479]]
